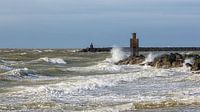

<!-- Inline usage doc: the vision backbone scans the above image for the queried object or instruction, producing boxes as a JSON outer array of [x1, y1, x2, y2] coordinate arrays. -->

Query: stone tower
[[130, 33, 139, 56]]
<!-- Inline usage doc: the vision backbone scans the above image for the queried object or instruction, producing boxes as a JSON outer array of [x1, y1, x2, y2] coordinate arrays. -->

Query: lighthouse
[[130, 33, 139, 56]]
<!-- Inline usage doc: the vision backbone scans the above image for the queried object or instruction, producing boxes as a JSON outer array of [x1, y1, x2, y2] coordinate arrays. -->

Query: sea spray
[[68, 47, 132, 73], [144, 52, 166, 63], [145, 53, 155, 63], [143, 52, 160, 64], [110, 47, 129, 63], [184, 58, 194, 65], [182, 58, 194, 71]]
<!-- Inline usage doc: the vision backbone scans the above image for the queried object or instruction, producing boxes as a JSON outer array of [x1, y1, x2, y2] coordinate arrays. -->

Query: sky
[[0, 0, 200, 48]]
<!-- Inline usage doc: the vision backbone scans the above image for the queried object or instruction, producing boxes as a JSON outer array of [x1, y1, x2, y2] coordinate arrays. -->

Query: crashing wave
[[29, 57, 67, 64], [0, 68, 39, 80], [144, 52, 159, 63], [43, 67, 183, 96], [0, 59, 19, 64], [0, 65, 14, 71], [39, 57, 67, 64], [67, 62, 141, 73], [109, 47, 129, 63], [0, 59, 16, 71], [103, 47, 130, 64], [66, 47, 132, 73]]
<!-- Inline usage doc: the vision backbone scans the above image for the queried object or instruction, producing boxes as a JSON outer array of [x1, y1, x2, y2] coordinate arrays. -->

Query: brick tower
[[130, 33, 139, 56]]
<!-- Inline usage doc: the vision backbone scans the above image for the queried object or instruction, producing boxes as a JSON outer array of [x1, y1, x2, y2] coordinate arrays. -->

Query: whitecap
[[0, 68, 39, 80], [0, 65, 14, 71], [39, 57, 67, 64], [29, 57, 67, 64]]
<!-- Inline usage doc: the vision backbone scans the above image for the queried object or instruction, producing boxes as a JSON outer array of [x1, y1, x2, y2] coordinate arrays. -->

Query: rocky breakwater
[[184, 54, 200, 71], [148, 53, 184, 68], [116, 53, 200, 72], [115, 55, 145, 65]]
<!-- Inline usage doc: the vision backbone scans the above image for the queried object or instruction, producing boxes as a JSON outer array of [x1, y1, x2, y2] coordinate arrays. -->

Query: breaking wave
[[144, 52, 158, 63], [0, 59, 17, 64], [109, 47, 129, 63], [67, 61, 141, 73], [67, 47, 132, 73], [29, 57, 67, 64], [12, 65, 199, 111], [44, 67, 185, 96], [39, 57, 67, 64], [184, 58, 194, 65], [0, 65, 14, 71], [0, 68, 39, 80]]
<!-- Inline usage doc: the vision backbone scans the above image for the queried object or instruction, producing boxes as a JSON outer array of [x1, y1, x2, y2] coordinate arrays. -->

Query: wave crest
[[39, 57, 67, 64], [29, 57, 67, 64], [0, 68, 39, 80]]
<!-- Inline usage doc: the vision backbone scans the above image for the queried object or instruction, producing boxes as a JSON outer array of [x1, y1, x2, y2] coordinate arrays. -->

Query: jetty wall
[[80, 47, 200, 52]]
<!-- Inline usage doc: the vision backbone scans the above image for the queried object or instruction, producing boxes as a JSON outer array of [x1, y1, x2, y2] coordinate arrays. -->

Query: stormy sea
[[0, 48, 200, 112]]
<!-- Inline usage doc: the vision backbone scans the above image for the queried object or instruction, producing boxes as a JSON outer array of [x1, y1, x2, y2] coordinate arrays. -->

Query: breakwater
[[80, 47, 200, 52]]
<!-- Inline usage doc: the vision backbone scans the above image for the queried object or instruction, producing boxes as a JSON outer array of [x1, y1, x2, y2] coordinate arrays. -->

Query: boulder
[[184, 53, 200, 71], [185, 63, 192, 68], [115, 52, 200, 72], [115, 55, 145, 65], [149, 53, 184, 68], [191, 57, 200, 71]]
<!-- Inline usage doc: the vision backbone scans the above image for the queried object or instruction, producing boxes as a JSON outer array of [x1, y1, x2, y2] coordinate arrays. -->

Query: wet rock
[[115, 55, 145, 65], [149, 53, 184, 68], [184, 53, 200, 59], [191, 57, 200, 71], [185, 63, 192, 68], [116, 52, 200, 72]]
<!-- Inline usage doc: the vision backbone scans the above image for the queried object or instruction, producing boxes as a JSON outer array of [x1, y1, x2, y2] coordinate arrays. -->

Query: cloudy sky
[[0, 0, 200, 48]]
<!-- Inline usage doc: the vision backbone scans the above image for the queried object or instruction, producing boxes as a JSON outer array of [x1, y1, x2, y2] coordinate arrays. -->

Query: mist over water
[[0, 49, 200, 112]]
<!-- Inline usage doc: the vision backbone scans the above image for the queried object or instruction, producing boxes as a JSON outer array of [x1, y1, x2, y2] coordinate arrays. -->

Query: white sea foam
[[109, 47, 129, 63], [39, 57, 67, 64], [68, 47, 131, 73], [10, 65, 199, 111], [3, 63, 200, 112], [67, 62, 140, 73], [142, 52, 164, 65], [43, 49, 54, 52], [42, 67, 179, 96], [20, 52, 27, 55], [2, 51, 200, 111], [184, 58, 194, 65], [144, 52, 157, 63], [0, 65, 14, 71], [32, 49, 42, 53], [0, 68, 39, 80], [177, 58, 195, 72], [0, 59, 20, 64]]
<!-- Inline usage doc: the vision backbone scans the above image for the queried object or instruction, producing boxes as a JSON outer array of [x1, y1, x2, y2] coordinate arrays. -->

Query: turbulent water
[[0, 49, 200, 112]]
